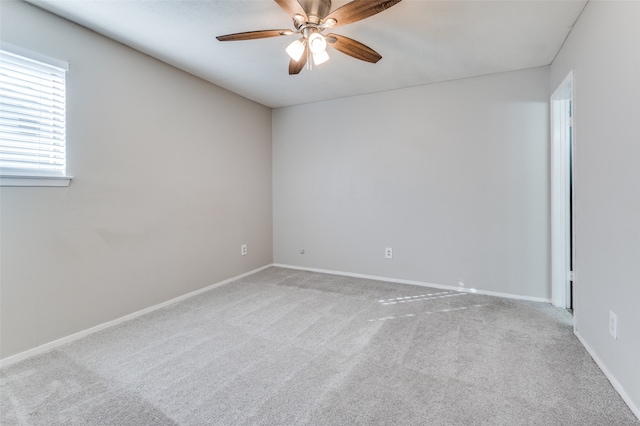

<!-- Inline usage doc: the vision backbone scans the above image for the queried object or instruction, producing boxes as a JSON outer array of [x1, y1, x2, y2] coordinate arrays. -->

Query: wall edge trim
[[574, 331, 640, 421], [0, 264, 274, 369], [273, 264, 550, 303]]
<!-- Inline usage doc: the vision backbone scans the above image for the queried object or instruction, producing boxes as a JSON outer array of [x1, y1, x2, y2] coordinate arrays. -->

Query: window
[[0, 46, 70, 186]]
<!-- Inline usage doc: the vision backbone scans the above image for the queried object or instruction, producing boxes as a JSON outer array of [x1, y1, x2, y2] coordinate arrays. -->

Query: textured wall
[[550, 1, 640, 414], [0, 1, 273, 359], [273, 67, 550, 299]]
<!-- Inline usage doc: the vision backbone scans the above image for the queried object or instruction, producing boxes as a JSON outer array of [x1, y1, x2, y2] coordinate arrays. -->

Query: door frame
[[550, 71, 575, 309]]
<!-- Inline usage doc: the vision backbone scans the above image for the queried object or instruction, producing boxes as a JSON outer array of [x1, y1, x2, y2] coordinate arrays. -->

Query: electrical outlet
[[241, 244, 247, 256], [385, 247, 393, 259], [609, 311, 617, 339]]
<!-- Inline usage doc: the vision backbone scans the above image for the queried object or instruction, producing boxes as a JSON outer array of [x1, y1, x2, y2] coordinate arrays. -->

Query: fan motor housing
[[299, 0, 331, 23]]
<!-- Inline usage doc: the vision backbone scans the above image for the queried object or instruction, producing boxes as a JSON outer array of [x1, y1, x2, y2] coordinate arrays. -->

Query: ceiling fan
[[216, 0, 402, 75]]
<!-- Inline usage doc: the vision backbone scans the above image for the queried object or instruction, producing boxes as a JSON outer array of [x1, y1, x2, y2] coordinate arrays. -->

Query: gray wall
[[550, 1, 640, 412], [0, 1, 273, 359], [273, 67, 550, 299]]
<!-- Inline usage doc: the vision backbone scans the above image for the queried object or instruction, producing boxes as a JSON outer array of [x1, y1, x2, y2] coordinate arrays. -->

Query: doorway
[[551, 71, 575, 310]]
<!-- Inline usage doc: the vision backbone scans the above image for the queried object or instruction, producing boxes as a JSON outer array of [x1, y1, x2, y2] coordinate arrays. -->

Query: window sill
[[0, 175, 73, 187]]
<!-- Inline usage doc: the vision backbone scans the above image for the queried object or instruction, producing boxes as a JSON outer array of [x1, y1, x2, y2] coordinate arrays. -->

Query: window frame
[[0, 43, 72, 187]]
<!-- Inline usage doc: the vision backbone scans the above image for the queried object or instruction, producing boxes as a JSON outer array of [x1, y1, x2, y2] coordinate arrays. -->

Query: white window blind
[[0, 48, 67, 178]]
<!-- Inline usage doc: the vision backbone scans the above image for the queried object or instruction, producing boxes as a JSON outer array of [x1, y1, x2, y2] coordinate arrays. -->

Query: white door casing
[[551, 71, 574, 310]]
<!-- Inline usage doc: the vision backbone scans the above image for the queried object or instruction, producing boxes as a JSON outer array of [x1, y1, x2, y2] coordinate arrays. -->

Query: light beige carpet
[[1, 267, 638, 425]]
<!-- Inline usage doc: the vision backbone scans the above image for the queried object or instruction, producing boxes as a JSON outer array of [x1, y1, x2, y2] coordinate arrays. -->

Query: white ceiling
[[25, 0, 587, 108]]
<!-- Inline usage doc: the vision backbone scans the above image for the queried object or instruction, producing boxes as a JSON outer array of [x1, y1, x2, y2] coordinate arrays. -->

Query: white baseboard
[[272, 264, 551, 303], [574, 331, 640, 421], [0, 263, 551, 369], [4, 262, 636, 421], [0, 264, 273, 369]]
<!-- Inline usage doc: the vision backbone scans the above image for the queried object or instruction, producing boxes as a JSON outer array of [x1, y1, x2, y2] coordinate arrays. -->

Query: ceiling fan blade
[[289, 44, 308, 75], [326, 33, 382, 63], [217, 29, 293, 41], [274, 0, 308, 21], [324, 0, 402, 28]]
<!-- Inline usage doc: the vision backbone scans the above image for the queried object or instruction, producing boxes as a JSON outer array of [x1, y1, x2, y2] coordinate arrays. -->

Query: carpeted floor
[[1, 267, 638, 425]]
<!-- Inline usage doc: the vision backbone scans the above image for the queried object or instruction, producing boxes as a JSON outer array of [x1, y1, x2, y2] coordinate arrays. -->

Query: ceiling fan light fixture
[[308, 32, 327, 55], [313, 50, 329, 65], [216, 0, 404, 74], [323, 18, 337, 27], [286, 39, 306, 62]]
